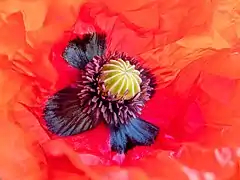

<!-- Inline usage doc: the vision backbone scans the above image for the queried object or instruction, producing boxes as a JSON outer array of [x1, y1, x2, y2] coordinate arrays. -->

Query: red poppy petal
[[61, 124, 112, 161], [43, 139, 104, 179], [49, 32, 80, 89], [73, 0, 212, 56], [0, 13, 26, 56], [0, 114, 47, 180], [202, 48, 240, 79]]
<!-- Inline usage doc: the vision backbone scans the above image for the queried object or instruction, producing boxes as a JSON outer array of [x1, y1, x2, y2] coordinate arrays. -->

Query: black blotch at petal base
[[43, 86, 100, 136], [110, 118, 159, 154], [63, 33, 107, 69]]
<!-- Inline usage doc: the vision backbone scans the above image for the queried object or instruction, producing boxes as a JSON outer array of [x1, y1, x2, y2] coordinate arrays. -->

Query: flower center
[[99, 59, 142, 100]]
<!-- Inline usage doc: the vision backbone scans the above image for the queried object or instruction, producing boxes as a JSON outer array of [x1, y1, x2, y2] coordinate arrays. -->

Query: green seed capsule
[[99, 59, 142, 100]]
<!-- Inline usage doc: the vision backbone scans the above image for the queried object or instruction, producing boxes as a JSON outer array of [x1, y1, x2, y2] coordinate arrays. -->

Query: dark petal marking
[[63, 33, 107, 69], [43, 86, 100, 136], [110, 118, 159, 153]]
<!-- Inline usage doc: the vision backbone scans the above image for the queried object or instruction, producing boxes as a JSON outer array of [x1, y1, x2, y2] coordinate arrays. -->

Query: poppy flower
[[40, 0, 205, 157], [40, 1, 183, 156], [2, 0, 240, 179]]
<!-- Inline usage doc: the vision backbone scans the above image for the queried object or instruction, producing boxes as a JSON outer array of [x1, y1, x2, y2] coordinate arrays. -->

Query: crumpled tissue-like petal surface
[[0, 111, 47, 180], [2, 0, 240, 179]]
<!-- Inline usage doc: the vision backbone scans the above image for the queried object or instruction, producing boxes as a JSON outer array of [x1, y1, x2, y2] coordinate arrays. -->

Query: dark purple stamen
[[77, 53, 153, 126]]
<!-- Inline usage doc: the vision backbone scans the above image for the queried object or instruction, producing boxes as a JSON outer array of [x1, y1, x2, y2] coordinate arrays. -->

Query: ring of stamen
[[77, 53, 154, 126]]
